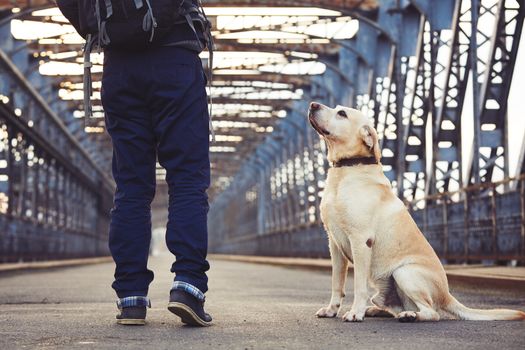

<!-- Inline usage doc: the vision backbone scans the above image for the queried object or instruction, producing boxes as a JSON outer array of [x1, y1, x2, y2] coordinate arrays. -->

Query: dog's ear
[[360, 125, 381, 160]]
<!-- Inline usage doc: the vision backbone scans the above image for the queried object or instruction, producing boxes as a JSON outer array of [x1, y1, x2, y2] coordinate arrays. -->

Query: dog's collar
[[332, 156, 378, 168]]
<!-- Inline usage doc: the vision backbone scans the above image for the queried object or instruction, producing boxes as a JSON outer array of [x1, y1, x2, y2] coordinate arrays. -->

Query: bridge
[[0, 0, 524, 348]]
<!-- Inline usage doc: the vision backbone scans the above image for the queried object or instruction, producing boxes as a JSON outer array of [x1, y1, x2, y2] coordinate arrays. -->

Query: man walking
[[57, 0, 213, 326]]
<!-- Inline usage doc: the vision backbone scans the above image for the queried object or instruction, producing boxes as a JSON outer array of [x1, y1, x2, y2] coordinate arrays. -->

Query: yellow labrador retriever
[[308, 102, 525, 322]]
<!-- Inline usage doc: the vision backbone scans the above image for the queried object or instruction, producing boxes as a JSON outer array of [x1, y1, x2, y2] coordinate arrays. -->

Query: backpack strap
[[83, 34, 97, 126], [104, 0, 113, 18], [95, 0, 112, 48], [142, 0, 158, 42]]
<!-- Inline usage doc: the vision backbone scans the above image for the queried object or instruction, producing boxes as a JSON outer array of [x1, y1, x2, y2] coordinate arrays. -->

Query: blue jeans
[[101, 46, 210, 298]]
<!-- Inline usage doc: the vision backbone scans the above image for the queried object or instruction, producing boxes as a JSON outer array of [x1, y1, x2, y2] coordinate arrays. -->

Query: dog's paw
[[365, 306, 394, 318], [397, 311, 417, 323], [342, 310, 365, 322], [315, 305, 339, 318]]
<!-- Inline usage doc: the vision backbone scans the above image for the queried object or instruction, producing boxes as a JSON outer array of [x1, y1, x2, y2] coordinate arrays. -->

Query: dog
[[308, 101, 525, 322]]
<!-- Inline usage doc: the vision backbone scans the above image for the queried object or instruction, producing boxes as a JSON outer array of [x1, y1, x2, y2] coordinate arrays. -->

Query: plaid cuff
[[117, 296, 151, 309], [171, 281, 205, 302]]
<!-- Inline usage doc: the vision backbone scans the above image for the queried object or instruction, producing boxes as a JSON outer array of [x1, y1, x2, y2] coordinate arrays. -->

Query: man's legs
[[150, 47, 211, 294], [102, 50, 156, 301]]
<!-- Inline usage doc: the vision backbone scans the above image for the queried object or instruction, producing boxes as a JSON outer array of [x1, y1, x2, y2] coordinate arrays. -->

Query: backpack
[[71, 0, 210, 50]]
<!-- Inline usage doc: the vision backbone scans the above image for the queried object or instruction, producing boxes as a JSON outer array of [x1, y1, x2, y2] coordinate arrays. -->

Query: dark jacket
[[56, 0, 206, 52], [56, 0, 83, 36]]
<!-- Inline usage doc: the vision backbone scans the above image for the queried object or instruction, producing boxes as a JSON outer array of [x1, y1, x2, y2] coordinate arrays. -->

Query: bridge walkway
[[0, 255, 524, 349]]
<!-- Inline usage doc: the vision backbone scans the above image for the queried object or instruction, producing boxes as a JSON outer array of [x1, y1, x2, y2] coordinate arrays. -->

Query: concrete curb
[[445, 271, 525, 290], [0, 256, 113, 273], [209, 254, 334, 270], [210, 254, 525, 291]]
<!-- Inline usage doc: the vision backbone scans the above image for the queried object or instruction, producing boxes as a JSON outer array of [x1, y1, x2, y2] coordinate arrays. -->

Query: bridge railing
[[210, 165, 525, 263], [408, 175, 525, 263], [0, 42, 113, 262]]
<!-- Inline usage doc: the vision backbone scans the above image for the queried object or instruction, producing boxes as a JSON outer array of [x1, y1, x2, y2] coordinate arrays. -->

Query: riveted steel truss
[[1, 0, 524, 262], [208, 0, 525, 262], [0, 29, 113, 261]]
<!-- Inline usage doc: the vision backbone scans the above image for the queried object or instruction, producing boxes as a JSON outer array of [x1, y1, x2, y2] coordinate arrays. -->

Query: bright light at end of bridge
[[210, 146, 236, 153], [213, 135, 243, 142]]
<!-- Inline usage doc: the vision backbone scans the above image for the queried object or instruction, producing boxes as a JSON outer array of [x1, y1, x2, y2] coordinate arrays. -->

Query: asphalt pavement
[[1, 254, 524, 349]]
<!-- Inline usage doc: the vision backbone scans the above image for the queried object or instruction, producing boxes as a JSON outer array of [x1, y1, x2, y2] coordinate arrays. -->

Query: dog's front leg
[[316, 237, 348, 318], [342, 237, 371, 322]]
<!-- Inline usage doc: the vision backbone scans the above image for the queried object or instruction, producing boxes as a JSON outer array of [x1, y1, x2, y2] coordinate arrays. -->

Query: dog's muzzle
[[308, 111, 330, 136]]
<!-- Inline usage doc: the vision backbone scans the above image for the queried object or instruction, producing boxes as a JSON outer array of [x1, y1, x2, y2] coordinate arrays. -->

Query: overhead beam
[[57, 71, 312, 89], [203, 0, 378, 12], [0, 0, 52, 10], [0, 0, 378, 12], [215, 40, 339, 57], [211, 97, 295, 107]]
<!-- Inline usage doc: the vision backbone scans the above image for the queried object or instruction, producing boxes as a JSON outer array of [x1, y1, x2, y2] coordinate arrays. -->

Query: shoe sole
[[167, 302, 212, 327], [116, 319, 146, 326]]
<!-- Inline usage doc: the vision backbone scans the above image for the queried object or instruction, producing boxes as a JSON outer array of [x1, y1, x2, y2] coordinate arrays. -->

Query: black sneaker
[[116, 306, 147, 325], [168, 289, 212, 326]]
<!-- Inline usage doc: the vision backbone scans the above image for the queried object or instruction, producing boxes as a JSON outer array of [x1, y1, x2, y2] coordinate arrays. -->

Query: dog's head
[[308, 102, 380, 163]]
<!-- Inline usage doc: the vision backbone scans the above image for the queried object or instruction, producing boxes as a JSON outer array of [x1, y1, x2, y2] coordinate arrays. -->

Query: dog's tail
[[443, 295, 525, 321]]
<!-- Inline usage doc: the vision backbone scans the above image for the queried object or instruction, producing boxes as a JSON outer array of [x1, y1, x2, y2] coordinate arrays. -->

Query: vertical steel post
[[79, 187, 85, 233], [17, 138, 27, 217], [256, 162, 265, 235], [6, 125, 13, 217], [463, 188, 470, 262], [490, 183, 497, 258], [470, 0, 481, 184], [32, 152, 39, 223], [520, 178, 525, 257], [442, 195, 449, 259], [43, 157, 49, 225]]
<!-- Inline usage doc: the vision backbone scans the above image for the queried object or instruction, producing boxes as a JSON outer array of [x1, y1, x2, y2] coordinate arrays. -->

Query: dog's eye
[[337, 110, 348, 118]]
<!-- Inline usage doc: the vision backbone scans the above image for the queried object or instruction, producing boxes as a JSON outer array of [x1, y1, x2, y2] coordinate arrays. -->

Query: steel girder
[[197, 0, 379, 12], [215, 41, 340, 57], [397, 0, 525, 199], [0, 1, 51, 8], [0, 86, 113, 262], [428, 0, 471, 196], [59, 71, 311, 85], [0, 10, 114, 261], [0, 43, 112, 192], [355, 0, 524, 201], [0, 0, 378, 12], [207, 0, 525, 262], [468, 0, 524, 186], [2, 0, 525, 260]]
